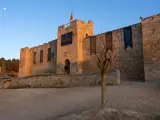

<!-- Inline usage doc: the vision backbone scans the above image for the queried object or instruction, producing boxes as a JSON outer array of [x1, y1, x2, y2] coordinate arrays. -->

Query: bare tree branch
[[82, 33, 112, 109]]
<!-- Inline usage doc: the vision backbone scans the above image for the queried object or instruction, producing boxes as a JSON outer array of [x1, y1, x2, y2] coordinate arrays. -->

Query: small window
[[124, 26, 133, 49], [61, 32, 73, 46], [90, 36, 96, 54], [105, 32, 113, 51], [33, 52, 36, 64], [48, 48, 51, 62], [40, 50, 43, 63]]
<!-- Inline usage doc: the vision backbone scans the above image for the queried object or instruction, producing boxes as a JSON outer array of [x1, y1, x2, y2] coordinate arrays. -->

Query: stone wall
[[82, 35, 99, 73], [82, 33, 114, 73], [4, 70, 120, 89], [18, 47, 31, 77], [56, 21, 78, 74], [82, 23, 144, 81], [30, 40, 57, 75], [77, 20, 94, 74], [18, 40, 57, 77], [142, 14, 160, 81], [56, 19, 93, 75], [118, 23, 144, 81]]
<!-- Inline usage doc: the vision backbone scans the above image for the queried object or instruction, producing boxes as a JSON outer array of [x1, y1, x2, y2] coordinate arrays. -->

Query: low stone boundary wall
[[3, 70, 120, 89]]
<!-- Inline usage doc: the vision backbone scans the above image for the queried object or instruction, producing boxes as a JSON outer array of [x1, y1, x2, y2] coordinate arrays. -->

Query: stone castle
[[19, 13, 160, 81]]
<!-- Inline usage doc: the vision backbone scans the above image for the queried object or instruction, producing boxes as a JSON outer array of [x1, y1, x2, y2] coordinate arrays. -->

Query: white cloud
[[3, 8, 6, 11]]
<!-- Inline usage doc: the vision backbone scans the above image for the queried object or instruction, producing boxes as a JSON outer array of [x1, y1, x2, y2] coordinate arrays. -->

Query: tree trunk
[[101, 73, 107, 109]]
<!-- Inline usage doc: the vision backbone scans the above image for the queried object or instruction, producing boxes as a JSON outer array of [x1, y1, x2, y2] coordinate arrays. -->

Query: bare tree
[[82, 34, 112, 109], [96, 35, 112, 109]]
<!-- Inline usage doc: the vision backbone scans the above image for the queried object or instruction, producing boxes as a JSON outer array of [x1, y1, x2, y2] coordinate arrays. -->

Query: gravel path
[[0, 80, 160, 120]]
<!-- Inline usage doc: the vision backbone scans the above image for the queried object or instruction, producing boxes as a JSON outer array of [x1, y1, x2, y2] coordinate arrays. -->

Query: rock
[[56, 108, 160, 120]]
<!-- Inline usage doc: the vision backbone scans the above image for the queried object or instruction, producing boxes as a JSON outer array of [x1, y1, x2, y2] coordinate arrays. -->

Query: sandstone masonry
[[19, 13, 160, 81]]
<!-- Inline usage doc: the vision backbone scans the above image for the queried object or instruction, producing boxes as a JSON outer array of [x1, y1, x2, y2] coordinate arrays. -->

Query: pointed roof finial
[[70, 11, 73, 21]]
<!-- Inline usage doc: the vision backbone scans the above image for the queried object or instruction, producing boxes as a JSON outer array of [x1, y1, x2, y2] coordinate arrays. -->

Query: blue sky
[[0, 0, 159, 59]]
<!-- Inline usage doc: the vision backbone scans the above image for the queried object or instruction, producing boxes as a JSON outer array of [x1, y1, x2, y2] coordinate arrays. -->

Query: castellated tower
[[18, 47, 31, 77], [56, 19, 93, 74]]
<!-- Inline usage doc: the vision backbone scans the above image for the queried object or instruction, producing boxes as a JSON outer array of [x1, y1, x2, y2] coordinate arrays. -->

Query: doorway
[[65, 59, 70, 74]]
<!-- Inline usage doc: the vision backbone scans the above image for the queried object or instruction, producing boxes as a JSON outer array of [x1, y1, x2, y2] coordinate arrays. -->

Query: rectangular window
[[124, 26, 133, 49], [105, 32, 113, 51], [61, 32, 73, 46], [48, 48, 51, 62], [33, 52, 36, 64], [40, 50, 43, 63], [90, 36, 96, 54]]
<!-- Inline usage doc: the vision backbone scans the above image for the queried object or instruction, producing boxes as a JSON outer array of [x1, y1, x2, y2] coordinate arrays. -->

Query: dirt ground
[[56, 108, 160, 120], [0, 80, 160, 120]]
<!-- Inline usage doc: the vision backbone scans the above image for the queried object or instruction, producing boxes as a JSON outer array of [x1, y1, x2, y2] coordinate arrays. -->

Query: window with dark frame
[[40, 50, 43, 63], [105, 31, 113, 51], [48, 48, 51, 62], [124, 26, 133, 49], [61, 32, 73, 46], [33, 52, 36, 64], [90, 36, 96, 54]]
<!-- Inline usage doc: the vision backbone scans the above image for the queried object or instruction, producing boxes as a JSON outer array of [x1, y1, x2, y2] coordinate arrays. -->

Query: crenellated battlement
[[30, 39, 57, 50], [20, 47, 30, 51]]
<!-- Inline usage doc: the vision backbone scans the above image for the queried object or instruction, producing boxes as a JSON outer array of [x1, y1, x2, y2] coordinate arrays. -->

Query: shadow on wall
[[56, 59, 99, 75], [19, 57, 144, 82], [83, 59, 144, 82], [80, 59, 144, 82], [57, 60, 120, 85]]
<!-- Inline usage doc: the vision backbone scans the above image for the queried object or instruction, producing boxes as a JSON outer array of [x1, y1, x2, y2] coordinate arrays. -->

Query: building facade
[[18, 13, 160, 81]]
